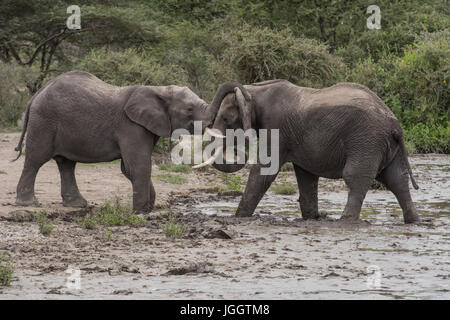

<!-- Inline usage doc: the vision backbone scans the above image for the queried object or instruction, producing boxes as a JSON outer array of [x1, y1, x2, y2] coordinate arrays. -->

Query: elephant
[[196, 79, 420, 224], [13, 70, 245, 213]]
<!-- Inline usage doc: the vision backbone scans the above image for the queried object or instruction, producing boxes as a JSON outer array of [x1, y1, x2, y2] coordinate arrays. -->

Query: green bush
[[221, 26, 347, 88], [404, 123, 449, 153], [386, 30, 450, 126], [76, 48, 189, 87], [0, 62, 37, 129]]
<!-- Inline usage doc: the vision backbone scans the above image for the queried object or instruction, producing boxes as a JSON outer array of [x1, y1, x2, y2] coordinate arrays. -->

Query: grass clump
[[80, 197, 146, 229], [218, 173, 242, 192], [34, 211, 54, 236], [271, 183, 297, 195], [158, 163, 192, 174], [370, 180, 387, 190], [155, 173, 187, 184], [159, 210, 187, 239], [280, 162, 294, 172], [0, 253, 13, 286]]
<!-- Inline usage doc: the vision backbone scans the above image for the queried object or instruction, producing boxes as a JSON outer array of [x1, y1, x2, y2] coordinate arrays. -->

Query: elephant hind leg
[[16, 131, 54, 206], [340, 158, 380, 221], [54, 156, 87, 208], [294, 165, 319, 220], [376, 152, 419, 224]]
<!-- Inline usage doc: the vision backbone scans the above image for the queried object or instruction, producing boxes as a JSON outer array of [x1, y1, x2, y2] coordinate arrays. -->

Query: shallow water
[[1, 154, 449, 299], [181, 155, 450, 225]]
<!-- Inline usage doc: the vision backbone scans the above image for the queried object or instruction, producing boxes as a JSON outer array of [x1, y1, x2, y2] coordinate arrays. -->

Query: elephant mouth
[[193, 132, 247, 170]]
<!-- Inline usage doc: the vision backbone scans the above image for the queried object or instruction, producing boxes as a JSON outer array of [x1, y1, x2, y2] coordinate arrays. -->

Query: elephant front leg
[[293, 164, 319, 220], [121, 154, 153, 214], [131, 170, 152, 214], [236, 164, 279, 217]]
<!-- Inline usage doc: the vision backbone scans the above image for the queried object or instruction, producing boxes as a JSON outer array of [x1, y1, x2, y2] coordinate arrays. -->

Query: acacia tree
[[0, 0, 161, 93]]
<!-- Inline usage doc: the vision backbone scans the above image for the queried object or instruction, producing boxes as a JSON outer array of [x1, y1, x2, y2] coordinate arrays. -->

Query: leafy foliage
[[0, 0, 448, 152]]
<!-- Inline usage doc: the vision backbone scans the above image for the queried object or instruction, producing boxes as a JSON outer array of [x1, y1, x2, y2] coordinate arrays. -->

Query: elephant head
[[195, 83, 253, 173], [124, 82, 250, 138]]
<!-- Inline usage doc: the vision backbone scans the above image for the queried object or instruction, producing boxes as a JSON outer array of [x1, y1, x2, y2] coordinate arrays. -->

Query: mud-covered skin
[[209, 80, 419, 224], [13, 71, 241, 213]]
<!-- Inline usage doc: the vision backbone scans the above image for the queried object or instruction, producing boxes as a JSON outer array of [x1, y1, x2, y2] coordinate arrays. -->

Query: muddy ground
[[0, 132, 449, 299]]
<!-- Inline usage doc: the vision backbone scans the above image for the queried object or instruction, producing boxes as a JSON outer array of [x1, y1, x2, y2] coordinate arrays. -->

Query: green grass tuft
[[280, 163, 294, 172], [34, 211, 54, 236], [0, 254, 13, 287], [155, 173, 188, 184], [271, 183, 297, 195], [159, 210, 187, 239], [79, 197, 146, 229]]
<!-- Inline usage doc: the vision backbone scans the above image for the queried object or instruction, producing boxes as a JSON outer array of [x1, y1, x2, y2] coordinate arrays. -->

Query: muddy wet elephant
[[196, 80, 420, 224], [14, 71, 245, 213]]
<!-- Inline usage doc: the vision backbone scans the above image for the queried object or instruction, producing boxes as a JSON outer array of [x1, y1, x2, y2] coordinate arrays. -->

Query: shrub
[[76, 48, 189, 87], [0, 62, 37, 129], [404, 123, 449, 153], [221, 26, 347, 88], [385, 30, 450, 126]]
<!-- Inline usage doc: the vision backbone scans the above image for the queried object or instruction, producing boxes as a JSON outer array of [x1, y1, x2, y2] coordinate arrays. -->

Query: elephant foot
[[339, 214, 360, 222], [134, 204, 153, 215], [16, 195, 39, 207], [301, 211, 321, 220], [63, 196, 88, 208], [403, 211, 420, 224], [235, 209, 253, 217]]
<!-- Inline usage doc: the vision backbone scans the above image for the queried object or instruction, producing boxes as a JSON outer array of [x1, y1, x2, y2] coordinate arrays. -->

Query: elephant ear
[[124, 86, 171, 137], [234, 87, 252, 131]]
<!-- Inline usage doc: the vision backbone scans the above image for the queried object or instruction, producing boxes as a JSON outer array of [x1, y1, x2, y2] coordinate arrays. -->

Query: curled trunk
[[204, 81, 251, 122]]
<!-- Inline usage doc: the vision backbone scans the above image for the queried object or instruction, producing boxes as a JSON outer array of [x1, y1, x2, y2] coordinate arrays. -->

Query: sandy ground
[[0, 132, 449, 299]]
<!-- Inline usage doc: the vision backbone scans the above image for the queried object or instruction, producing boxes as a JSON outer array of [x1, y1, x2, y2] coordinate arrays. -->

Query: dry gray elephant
[[195, 80, 420, 224], [13, 71, 246, 213]]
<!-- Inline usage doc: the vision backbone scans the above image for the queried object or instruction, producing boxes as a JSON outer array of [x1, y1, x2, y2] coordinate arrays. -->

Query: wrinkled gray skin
[[14, 71, 243, 213], [209, 80, 420, 224]]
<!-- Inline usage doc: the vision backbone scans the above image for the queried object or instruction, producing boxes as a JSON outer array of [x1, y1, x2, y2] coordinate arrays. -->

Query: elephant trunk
[[205, 81, 251, 123]]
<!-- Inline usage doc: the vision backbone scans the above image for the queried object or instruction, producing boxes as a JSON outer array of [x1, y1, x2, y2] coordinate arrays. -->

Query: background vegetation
[[0, 0, 448, 152]]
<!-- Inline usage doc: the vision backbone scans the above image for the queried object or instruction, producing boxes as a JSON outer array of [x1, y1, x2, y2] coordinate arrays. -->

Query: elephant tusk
[[193, 146, 223, 169], [205, 127, 226, 139]]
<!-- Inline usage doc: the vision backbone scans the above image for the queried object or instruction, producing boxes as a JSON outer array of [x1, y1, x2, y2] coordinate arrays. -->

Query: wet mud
[[0, 133, 448, 299]]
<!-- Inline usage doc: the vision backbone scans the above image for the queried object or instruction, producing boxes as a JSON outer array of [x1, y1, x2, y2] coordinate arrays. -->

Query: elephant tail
[[12, 94, 34, 162], [393, 130, 419, 190]]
